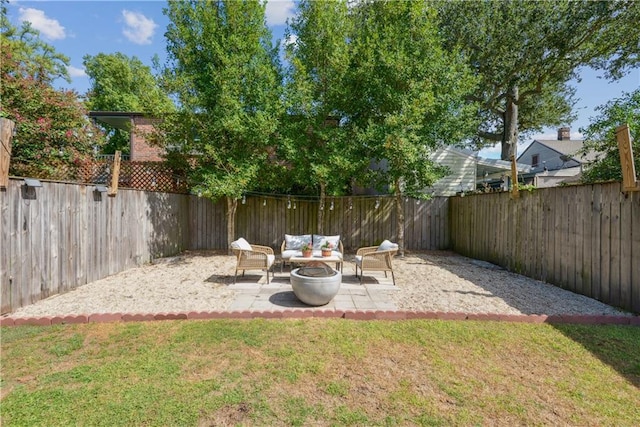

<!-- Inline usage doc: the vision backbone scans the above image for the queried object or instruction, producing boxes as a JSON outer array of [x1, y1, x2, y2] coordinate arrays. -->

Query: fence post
[[616, 124, 639, 192], [108, 150, 121, 197], [0, 118, 14, 188]]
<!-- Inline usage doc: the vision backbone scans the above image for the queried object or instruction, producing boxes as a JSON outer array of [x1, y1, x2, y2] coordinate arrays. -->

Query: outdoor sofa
[[280, 234, 344, 272]]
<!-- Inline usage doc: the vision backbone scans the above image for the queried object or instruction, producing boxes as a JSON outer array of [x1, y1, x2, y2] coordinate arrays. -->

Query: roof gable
[[519, 139, 598, 163]]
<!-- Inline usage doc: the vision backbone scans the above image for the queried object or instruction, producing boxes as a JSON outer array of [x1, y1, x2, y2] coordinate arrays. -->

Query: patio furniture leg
[[391, 270, 396, 286]]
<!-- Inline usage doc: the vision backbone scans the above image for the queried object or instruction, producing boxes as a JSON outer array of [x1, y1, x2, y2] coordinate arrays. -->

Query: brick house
[[88, 112, 186, 192], [88, 111, 164, 161]]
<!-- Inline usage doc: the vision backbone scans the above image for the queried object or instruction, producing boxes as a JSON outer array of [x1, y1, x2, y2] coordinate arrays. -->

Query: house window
[[531, 154, 539, 168]]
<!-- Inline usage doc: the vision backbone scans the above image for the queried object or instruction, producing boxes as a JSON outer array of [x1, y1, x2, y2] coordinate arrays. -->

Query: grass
[[1, 319, 639, 426]]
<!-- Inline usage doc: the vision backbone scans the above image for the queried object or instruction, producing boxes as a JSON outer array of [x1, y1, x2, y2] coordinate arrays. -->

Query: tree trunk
[[318, 182, 326, 235], [500, 85, 519, 161], [394, 178, 405, 257], [226, 196, 238, 255]]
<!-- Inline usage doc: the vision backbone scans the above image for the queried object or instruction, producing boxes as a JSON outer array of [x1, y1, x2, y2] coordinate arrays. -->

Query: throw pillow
[[377, 239, 398, 251], [231, 237, 252, 251], [313, 234, 340, 250], [285, 234, 312, 250]]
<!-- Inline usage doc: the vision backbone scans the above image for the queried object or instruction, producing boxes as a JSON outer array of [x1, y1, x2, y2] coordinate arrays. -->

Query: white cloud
[[121, 10, 157, 45], [18, 7, 66, 40], [68, 66, 86, 78], [265, 0, 296, 26]]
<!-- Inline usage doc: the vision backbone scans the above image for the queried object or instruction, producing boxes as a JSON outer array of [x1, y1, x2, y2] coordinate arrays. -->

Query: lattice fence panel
[[72, 160, 189, 193]]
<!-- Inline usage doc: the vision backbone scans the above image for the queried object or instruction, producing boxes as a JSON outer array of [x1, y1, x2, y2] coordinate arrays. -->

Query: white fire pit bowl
[[290, 266, 341, 306]]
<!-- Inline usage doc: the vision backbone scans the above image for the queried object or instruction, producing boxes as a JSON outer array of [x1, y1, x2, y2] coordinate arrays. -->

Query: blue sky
[[6, 0, 639, 158]]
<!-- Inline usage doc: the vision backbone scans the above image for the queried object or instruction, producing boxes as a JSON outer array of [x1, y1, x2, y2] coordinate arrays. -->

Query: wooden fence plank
[[10, 184, 22, 311], [552, 186, 563, 287], [619, 188, 632, 312], [591, 184, 602, 300], [574, 186, 586, 296], [548, 187, 558, 285], [32, 182, 45, 301], [609, 185, 622, 308], [600, 184, 612, 304], [532, 191, 543, 279], [566, 186, 577, 292], [0, 185, 9, 313], [580, 185, 593, 298], [631, 191, 640, 313]]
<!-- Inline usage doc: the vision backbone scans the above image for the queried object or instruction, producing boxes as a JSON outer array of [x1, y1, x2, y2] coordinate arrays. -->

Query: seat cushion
[[266, 254, 276, 267], [354, 255, 362, 266], [377, 240, 398, 251], [281, 249, 301, 260], [313, 234, 340, 250], [231, 237, 252, 251], [285, 234, 312, 250]]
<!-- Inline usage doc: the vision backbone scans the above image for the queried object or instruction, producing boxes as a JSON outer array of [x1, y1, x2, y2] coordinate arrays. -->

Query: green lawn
[[1, 319, 639, 426]]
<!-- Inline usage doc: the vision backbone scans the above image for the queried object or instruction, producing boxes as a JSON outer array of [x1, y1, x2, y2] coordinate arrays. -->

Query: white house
[[517, 127, 598, 188], [427, 146, 530, 196]]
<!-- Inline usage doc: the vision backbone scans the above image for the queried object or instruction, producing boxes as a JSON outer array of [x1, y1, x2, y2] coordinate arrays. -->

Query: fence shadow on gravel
[[399, 252, 632, 317]]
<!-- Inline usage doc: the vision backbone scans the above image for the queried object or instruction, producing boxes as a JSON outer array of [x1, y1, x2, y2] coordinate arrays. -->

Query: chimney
[[557, 127, 570, 140]]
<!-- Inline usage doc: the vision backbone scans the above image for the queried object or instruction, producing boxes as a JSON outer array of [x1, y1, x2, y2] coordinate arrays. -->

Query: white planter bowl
[[290, 268, 341, 306]]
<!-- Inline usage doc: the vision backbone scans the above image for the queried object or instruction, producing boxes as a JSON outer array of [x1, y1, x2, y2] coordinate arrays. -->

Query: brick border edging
[[1, 310, 638, 327]]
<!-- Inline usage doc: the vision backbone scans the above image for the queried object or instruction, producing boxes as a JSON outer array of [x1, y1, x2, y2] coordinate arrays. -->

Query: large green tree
[[160, 0, 282, 248], [83, 52, 175, 154], [580, 89, 640, 184], [283, 0, 362, 232], [438, 0, 640, 160], [1, 2, 101, 179], [346, 0, 478, 254]]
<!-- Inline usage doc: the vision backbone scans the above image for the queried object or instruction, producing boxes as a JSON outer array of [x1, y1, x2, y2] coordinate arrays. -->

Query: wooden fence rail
[[1, 178, 449, 313], [449, 182, 640, 313]]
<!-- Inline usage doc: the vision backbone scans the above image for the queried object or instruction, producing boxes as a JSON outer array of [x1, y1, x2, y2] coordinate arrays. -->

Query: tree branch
[[478, 130, 502, 141]]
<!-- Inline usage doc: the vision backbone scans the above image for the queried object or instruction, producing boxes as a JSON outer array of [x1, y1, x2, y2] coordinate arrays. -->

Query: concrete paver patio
[[228, 269, 399, 311]]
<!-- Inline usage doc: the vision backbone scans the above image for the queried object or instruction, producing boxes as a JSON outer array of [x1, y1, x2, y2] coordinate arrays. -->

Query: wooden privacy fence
[[231, 195, 449, 251], [1, 178, 449, 313], [1, 179, 190, 314], [450, 182, 640, 313]]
